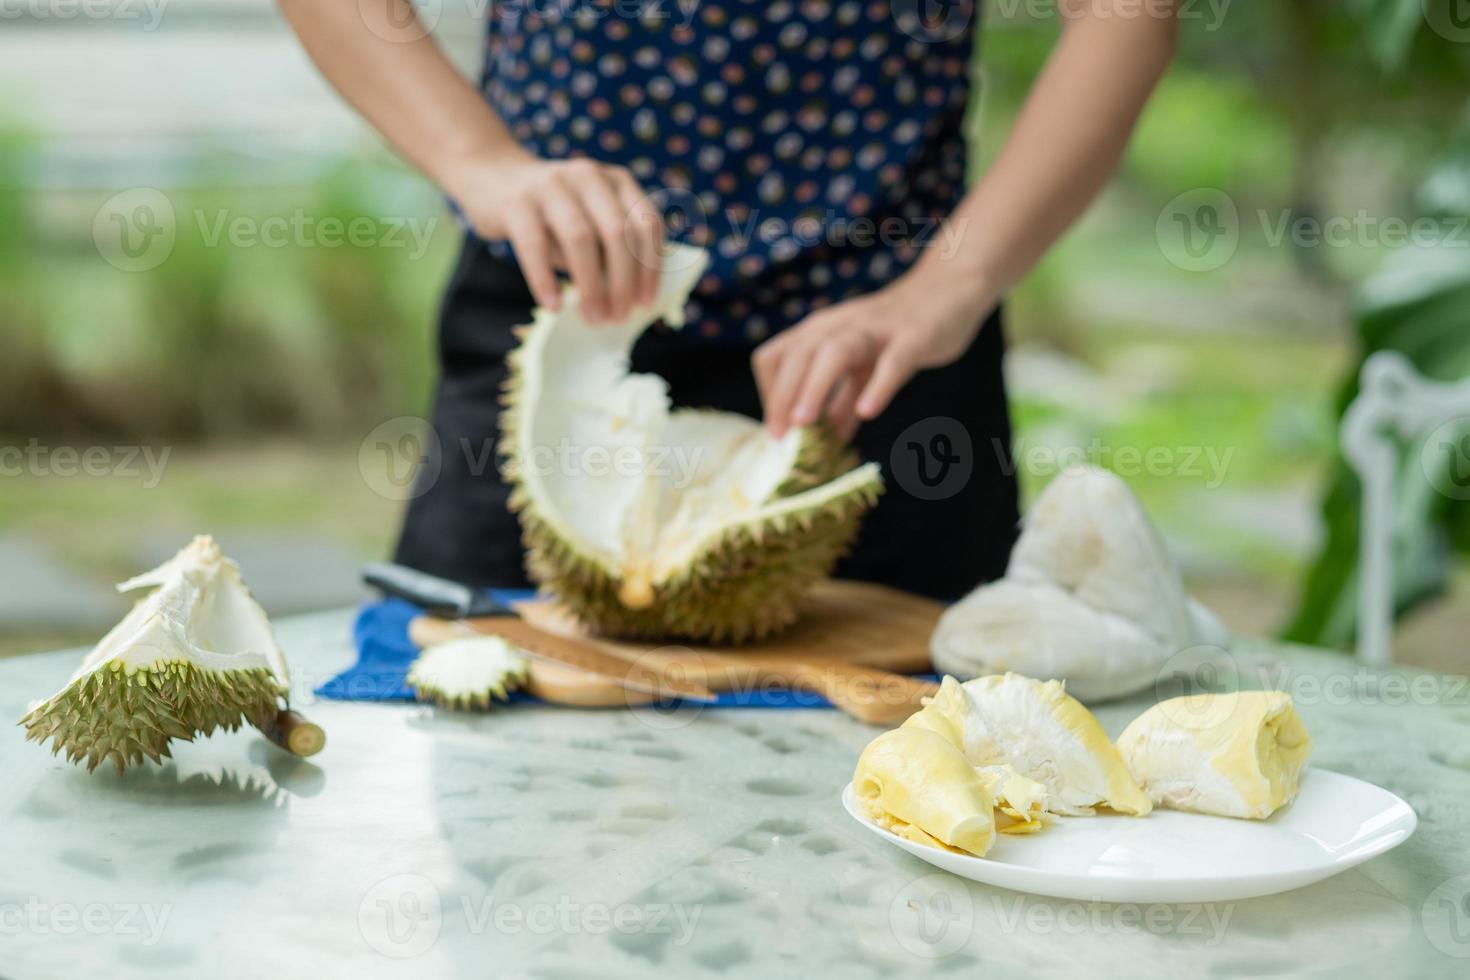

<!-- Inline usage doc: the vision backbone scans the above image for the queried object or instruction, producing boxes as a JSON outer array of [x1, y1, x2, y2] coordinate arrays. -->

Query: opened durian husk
[[499, 244, 882, 643], [20, 536, 296, 773]]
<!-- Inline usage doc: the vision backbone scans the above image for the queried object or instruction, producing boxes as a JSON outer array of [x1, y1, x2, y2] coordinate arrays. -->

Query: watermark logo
[[893, 0, 975, 43], [94, 188, 176, 272], [890, 872, 973, 958], [624, 646, 711, 731], [1156, 188, 1239, 272], [890, 416, 973, 500], [1423, 0, 1470, 44], [1421, 416, 1470, 500], [1422, 874, 1470, 958], [357, 0, 442, 42], [359, 416, 443, 501], [1152, 645, 1243, 730], [358, 873, 443, 959]]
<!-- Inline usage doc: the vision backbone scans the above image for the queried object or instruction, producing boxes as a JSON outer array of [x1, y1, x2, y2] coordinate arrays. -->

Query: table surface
[[2, 610, 1469, 979]]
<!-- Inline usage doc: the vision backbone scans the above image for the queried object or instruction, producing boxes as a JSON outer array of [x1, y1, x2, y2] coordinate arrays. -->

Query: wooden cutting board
[[407, 579, 943, 725]]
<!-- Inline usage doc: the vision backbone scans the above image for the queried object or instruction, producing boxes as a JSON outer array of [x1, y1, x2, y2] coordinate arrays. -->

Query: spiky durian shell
[[406, 638, 530, 711], [20, 661, 283, 774], [497, 284, 884, 644], [508, 436, 882, 643]]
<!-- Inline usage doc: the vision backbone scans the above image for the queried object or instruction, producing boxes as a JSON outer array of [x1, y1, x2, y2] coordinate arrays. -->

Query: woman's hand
[[752, 264, 995, 441], [445, 151, 666, 323]]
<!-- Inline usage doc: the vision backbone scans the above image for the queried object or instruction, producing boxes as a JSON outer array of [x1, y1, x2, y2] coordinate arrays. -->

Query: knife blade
[[362, 563, 717, 703]]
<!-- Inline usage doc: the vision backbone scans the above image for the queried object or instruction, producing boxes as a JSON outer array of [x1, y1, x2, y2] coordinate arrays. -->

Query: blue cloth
[[477, 0, 978, 344], [318, 589, 925, 709]]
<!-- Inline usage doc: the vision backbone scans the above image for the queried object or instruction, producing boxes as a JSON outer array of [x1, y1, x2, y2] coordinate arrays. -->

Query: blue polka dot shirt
[[481, 0, 976, 344]]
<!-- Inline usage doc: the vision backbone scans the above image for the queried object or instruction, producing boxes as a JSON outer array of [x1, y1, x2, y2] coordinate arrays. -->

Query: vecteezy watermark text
[[0, 440, 171, 488], [0, 0, 169, 29], [1004, 436, 1235, 488], [0, 898, 172, 946], [357, 873, 702, 959]]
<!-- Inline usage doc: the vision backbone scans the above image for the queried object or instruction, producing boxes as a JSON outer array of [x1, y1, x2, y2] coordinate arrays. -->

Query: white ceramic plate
[[843, 768, 1416, 903]]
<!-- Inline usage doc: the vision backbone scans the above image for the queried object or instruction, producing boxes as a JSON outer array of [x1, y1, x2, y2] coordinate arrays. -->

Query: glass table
[[2, 610, 1467, 978]]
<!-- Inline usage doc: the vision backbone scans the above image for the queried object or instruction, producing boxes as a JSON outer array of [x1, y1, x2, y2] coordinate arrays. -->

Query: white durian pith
[[854, 726, 997, 857], [407, 636, 529, 711], [499, 244, 882, 642], [931, 465, 1229, 702], [1116, 690, 1312, 819], [20, 536, 289, 773]]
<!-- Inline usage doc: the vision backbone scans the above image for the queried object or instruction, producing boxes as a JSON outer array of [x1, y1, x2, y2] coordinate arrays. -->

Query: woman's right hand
[[445, 150, 666, 323]]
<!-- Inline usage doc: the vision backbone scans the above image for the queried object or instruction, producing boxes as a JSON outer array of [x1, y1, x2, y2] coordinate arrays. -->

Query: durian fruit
[[931, 465, 1229, 702], [499, 244, 882, 643], [956, 673, 1152, 816], [975, 764, 1052, 834], [406, 636, 529, 710], [1116, 691, 1312, 819], [853, 727, 997, 857], [20, 536, 289, 773]]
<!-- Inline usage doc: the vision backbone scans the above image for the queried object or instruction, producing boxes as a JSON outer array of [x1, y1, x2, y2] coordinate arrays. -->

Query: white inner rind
[[71, 535, 288, 685]]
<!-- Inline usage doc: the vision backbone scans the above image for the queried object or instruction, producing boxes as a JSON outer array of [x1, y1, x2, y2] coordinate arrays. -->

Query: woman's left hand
[[752, 267, 995, 441]]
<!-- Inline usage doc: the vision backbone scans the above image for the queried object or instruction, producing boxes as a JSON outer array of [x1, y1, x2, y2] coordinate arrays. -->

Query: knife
[[362, 562, 717, 703]]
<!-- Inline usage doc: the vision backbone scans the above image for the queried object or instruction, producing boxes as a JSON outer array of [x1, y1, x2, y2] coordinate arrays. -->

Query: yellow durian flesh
[[900, 674, 970, 749], [959, 673, 1152, 817], [976, 765, 1052, 834], [1116, 691, 1311, 819], [854, 727, 997, 857]]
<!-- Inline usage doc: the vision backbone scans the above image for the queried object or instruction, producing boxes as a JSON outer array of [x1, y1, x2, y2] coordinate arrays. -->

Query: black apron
[[392, 236, 1019, 602]]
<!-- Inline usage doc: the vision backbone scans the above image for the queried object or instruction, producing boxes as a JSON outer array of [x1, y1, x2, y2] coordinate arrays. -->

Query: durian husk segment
[[516, 461, 880, 643], [959, 673, 1152, 817], [498, 242, 883, 643], [406, 636, 530, 711], [1116, 691, 1312, 819], [19, 536, 288, 774], [854, 727, 998, 857]]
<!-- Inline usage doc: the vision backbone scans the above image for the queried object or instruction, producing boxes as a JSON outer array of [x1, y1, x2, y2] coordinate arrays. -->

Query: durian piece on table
[[1117, 690, 1311, 819], [931, 465, 1230, 702], [499, 244, 882, 643], [406, 636, 530, 711], [20, 536, 321, 773], [906, 673, 1152, 816]]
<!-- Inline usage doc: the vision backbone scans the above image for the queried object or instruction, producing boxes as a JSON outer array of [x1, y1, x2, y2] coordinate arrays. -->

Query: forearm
[[915, 1, 1179, 302], [275, 0, 527, 198]]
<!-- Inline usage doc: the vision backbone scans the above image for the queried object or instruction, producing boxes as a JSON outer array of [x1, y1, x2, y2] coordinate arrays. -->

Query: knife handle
[[362, 562, 514, 619]]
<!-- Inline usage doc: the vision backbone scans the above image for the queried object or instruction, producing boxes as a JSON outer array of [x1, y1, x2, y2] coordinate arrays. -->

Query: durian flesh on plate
[[499, 244, 882, 643], [853, 727, 997, 857], [407, 637, 529, 711], [20, 536, 290, 773], [1117, 690, 1312, 819], [906, 673, 1151, 817]]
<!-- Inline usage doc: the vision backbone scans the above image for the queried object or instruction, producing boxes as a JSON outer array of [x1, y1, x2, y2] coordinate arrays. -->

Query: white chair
[[1341, 351, 1470, 664]]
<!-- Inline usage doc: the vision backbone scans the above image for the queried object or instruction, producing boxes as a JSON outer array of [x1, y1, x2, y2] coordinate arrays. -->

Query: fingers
[[857, 341, 918, 420], [504, 202, 560, 311], [605, 166, 664, 308], [539, 178, 608, 323], [762, 332, 821, 439], [751, 333, 792, 421], [790, 340, 858, 430], [826, 373, 866, 442], [572, 165, 639, 322]]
